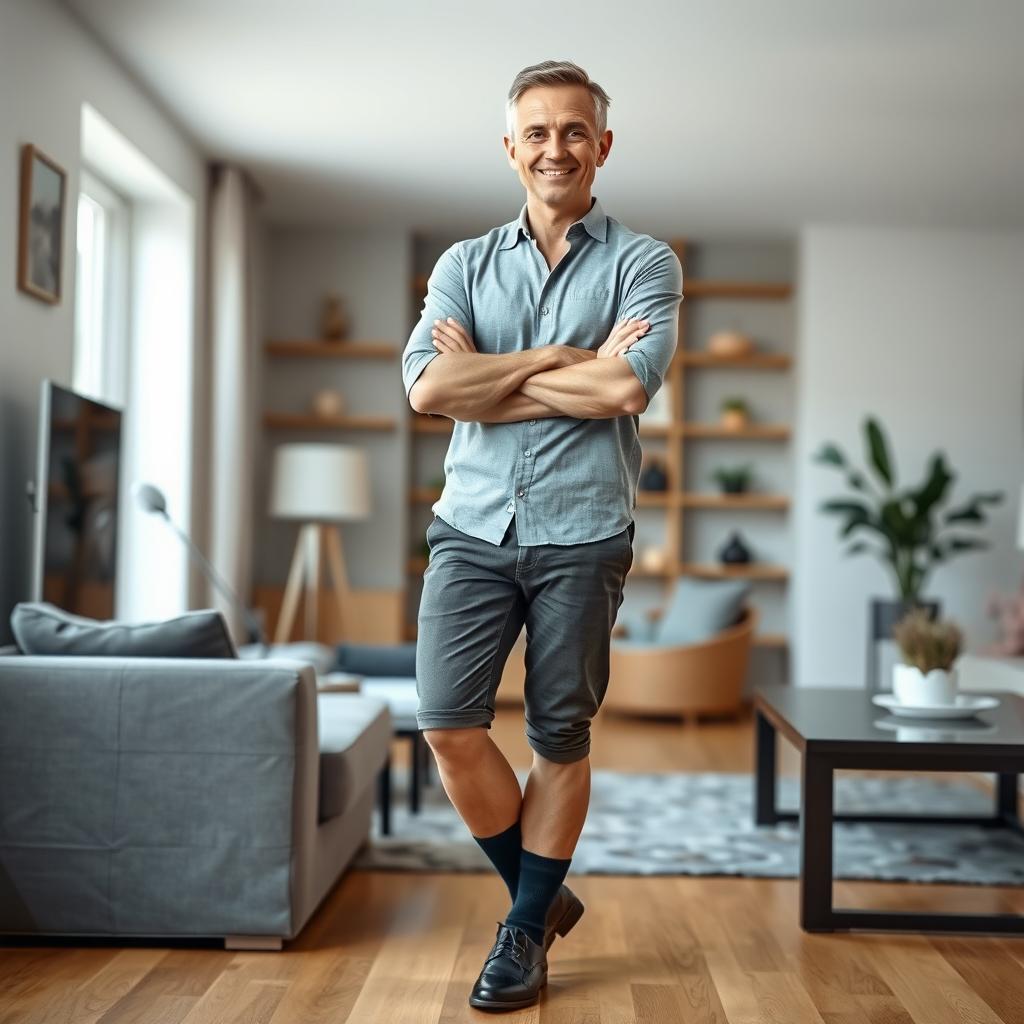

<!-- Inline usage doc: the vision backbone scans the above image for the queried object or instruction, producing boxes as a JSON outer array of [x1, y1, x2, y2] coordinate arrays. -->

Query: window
[[74, 168, 129, 407]]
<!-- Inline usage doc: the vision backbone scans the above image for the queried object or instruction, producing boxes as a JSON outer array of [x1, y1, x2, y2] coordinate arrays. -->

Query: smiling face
[[503, 83, 612, 212]]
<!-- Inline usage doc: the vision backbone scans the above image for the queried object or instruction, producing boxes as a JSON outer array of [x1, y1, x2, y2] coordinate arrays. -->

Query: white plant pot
[[892, 662, 959, 706]]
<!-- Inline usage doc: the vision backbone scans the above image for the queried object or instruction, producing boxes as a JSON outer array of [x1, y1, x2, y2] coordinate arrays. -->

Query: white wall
[[0, 0, 207, 641], [793, 225, 1024, 689]]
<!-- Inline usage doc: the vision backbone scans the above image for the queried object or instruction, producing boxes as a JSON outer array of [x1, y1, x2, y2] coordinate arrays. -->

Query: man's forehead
[[516, 86, 596, 127]]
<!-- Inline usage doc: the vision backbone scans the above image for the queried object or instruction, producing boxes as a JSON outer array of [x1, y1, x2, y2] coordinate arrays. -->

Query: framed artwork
[[18, 143, 67, 304]]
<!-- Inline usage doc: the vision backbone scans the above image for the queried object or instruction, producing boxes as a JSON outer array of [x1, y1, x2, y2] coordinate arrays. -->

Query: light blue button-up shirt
[[401, 196, 683, 546]]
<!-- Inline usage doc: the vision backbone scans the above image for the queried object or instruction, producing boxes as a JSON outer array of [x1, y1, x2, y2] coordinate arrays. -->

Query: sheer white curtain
[[206, 164, 260, 642]]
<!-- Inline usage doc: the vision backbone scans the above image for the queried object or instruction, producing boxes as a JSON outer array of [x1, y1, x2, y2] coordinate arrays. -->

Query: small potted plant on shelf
[[719, 397, 750, 431], [711, 464, 753, 495], [892, 608, 963, 705]]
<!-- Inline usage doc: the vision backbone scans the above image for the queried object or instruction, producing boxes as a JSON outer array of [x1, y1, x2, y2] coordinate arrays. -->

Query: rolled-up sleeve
[[619, 243, 684, 400], [401, 242, 472, 405]]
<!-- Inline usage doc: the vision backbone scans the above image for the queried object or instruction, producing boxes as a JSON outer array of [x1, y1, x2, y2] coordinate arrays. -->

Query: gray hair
[[506, 60, 611, 138]]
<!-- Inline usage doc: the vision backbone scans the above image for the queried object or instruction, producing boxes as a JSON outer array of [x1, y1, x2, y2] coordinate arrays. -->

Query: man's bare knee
[[422, 725, 488, 762]]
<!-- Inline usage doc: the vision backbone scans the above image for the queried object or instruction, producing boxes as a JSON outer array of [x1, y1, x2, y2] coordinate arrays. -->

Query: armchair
[[604, 606, 758, 722]]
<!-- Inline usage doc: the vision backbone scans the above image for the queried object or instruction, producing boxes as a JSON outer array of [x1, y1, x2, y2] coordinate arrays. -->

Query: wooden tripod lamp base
[[268, 443, 371, 645], [273, 522, 353, 644]]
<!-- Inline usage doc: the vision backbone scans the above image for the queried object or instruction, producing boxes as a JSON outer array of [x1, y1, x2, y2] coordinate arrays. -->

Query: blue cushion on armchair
[[653, 578, 750, 646]]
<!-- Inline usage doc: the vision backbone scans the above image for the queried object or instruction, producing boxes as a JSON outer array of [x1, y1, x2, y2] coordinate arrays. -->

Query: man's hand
[[597, 317, 649, 358], [431, 317, 477, 353]]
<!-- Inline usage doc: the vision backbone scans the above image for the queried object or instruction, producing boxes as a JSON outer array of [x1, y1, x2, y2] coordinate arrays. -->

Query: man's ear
[[503, 134, 517, 169], [596, 129, 613, 168]]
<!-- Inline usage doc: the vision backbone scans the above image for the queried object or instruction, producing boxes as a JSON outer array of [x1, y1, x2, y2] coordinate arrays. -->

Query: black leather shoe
[[468, 922, 547, 1011], [543, 883, 585, 950]]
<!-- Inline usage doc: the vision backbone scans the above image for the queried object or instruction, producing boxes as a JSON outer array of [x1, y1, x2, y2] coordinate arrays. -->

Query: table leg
[[755, 708, 778, 825], [378, 754, 392, 836], [997, 773, 1020, 825], [799, 752, 834, 932]]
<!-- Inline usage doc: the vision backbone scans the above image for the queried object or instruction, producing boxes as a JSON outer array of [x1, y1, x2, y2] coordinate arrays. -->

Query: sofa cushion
[[11, 602, 237, 659], [317, 694, 392, 821], [334, 642, 417, 677], [653, 578, 750, 646]]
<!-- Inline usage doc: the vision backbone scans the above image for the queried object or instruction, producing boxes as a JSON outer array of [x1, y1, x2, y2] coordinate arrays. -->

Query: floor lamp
[[269, 443, 371, 644]]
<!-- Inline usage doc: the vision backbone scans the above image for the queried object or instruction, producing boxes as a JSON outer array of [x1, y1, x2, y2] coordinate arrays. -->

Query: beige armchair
[[602, 606, 758, 722]]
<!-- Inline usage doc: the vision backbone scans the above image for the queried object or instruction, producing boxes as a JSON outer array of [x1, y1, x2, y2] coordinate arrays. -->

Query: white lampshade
[[1018, 482, 1024, 551], [269, 443, 371, 521]]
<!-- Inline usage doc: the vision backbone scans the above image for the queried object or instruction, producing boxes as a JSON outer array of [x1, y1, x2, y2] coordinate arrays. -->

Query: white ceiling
[[64, 0, 1024, 239]]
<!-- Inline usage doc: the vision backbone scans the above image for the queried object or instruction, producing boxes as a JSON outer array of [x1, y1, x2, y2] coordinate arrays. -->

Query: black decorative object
[[639, 458, 668, 492], [718, 531, 752, 565]]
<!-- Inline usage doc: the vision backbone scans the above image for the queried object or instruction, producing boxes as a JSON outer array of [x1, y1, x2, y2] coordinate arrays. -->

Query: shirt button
[[529, 420, 536, 425], [540, 306, 549, 316], [524, 450, 531, 457], [517, 489, 526, 498]]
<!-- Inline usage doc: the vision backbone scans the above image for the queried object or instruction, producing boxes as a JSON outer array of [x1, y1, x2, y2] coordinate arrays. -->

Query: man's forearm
[[416, 349, 561, 420], [470, 390, 565, 423], [519, 359, 642, 419]]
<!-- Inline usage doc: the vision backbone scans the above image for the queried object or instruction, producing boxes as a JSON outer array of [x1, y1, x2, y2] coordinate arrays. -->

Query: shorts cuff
[[416, 709, 494, 730], [527, 738, 591, 764]]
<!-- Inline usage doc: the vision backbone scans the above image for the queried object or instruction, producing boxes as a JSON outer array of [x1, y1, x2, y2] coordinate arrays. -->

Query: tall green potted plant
[[814, 416, 1003, 689]]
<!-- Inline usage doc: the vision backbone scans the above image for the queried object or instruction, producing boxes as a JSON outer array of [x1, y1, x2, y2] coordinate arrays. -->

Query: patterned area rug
[[353, 769, 1024, 885]]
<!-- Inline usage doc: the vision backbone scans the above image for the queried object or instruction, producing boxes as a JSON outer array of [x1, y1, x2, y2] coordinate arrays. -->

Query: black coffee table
[[753, 682, 1024, 934]]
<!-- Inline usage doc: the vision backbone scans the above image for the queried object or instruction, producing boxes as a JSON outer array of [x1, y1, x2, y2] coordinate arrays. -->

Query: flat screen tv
[[31, 381, 123, 617]]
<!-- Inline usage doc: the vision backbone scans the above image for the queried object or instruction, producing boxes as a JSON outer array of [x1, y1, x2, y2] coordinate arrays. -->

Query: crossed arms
[[401, 240, 683, 424], [409, 318, 651, 422]]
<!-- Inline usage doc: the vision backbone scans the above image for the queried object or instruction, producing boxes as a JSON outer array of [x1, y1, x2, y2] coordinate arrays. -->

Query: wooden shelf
[[680, 493, 790, 510], [408, 556, 428, 574], [636, 491, 675, 507], [263, 412, 396, 431], [411, 486, 444, 503], [754, 633, 789, 648], [412, 415, 454, 434], [678, 351, 791, 370], [680, 424, 790, 440], [678, 563, 789, 581], [638, 422, 673, 437], [683, 279, 793, 300], [265, 339, 398, 359]]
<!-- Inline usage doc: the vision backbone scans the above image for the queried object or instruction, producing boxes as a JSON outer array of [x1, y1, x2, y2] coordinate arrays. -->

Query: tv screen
[[32, 381, 122, 618]]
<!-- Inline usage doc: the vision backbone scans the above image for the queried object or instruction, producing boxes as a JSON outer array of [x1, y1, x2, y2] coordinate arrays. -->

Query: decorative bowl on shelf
[[707, 330, 754, 358], [311, 389, 346, 418]]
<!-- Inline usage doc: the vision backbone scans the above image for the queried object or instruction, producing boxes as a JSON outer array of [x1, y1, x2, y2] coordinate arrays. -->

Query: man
[[401, 59, 683, 1011]]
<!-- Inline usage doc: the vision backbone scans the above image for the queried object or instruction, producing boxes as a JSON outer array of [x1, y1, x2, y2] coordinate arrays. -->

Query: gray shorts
[[415, 514, 634, 763]]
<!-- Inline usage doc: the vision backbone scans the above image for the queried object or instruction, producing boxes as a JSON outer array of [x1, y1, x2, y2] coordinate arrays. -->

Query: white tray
[[871, 693, 1000, 719]]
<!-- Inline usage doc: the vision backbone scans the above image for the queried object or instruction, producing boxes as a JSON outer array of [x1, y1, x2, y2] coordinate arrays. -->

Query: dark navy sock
[[504, 848, 572, 946], [472, 818, 523, 901]]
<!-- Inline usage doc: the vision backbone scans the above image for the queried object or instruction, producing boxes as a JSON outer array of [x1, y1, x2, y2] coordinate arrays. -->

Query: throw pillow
[[653, 577, 750, 646], [10, 602, 237, 658]]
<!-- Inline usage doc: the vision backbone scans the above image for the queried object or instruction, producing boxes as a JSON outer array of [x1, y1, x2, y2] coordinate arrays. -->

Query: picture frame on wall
[[18, 143, 67, 304]]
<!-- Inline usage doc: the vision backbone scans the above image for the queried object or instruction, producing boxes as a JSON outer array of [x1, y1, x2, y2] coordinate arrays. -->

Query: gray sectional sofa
[[0, 653, 391, 948]]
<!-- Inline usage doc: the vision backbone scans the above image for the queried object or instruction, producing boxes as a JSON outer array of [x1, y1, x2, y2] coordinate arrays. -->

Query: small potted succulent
[[711, 464, 753, 495], [892, 608, 963, 706], [720, 397, 750, 431]]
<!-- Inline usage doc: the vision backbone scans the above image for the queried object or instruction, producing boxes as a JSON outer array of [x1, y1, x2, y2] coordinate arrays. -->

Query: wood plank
[[678, 351, 792, 370], [678, 563, 789, 581], [680, 423, 791, 440], [680, 493, 790, 510], [684, 279, 793, 300]]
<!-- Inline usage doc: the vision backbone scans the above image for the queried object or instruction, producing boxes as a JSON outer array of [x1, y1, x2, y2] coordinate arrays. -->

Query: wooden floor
[[3, 702, 1024, 1024]]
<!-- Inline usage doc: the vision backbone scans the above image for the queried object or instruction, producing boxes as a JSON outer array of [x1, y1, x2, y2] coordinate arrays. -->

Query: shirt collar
[[497, 196, 608, 250]]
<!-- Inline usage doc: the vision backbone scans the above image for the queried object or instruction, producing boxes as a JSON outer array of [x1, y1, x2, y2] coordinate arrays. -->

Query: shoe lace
[[487, 924, 530, 968]]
